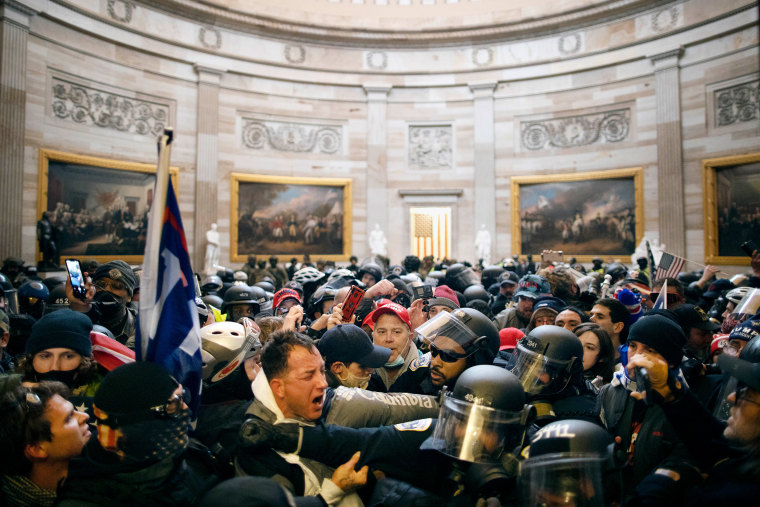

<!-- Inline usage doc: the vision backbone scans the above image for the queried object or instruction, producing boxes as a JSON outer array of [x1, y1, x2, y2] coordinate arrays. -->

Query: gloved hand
[[240, 417, 302, 454], [626, 353, 681, 402]]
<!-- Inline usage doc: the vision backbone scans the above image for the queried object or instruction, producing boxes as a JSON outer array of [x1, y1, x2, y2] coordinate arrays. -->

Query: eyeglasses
[[94, 278, 126, 293], [733, 386, 760, 408], [430, 343, 473, 363]]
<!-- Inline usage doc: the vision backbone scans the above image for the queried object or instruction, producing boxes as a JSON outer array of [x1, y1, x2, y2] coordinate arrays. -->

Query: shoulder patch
[[394, 418, 433, 432], [409, 352, 431, 371]]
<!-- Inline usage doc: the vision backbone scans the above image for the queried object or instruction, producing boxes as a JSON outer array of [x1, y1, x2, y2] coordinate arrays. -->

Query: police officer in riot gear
[[238, 365, 534, 504], [506, 325, 599, 433]]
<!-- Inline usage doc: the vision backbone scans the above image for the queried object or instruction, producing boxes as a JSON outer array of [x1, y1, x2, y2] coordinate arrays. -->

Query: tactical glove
[[239, 417, 302, 454]]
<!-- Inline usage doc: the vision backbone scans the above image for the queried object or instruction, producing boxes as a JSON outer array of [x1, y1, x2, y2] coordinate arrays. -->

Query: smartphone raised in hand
[[342, 285, 365, 322], [65, 258, 87, 300], [741, 240, 759, 257]]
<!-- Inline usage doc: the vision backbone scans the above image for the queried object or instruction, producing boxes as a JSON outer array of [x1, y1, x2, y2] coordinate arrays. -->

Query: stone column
[[193, 64, 224, 271], [469, 82, 497, 263], [363, 84, 391, 254], [650, 48, 685, 257], [0, 2, 35, 261]]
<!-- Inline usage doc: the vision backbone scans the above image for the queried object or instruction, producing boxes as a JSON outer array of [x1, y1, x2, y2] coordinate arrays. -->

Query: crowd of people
[[1, 246, 759, 506]]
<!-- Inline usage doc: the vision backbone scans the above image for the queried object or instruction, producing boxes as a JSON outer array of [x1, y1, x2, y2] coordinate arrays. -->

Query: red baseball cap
[[365, 302, 411, 331], [273, 288, 301, 309], [499, 327, 525, 352]]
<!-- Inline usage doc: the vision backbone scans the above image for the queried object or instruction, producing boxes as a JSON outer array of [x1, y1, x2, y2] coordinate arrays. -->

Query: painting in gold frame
[[703, 152, 760, 265], [37, 149, 179, 265], [231, 174, 352, 262], [511, 167, 644, 262]]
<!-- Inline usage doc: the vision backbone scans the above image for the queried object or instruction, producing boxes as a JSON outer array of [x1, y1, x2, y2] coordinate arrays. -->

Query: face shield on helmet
[[415, 311, 480, 352], [200, 319, 262, 383], [447, 266, 481, 292], [430, 395, 529, 464], [520, 455, 606, 507], [510, 342, 577, 396], [726, 288, 760, 327]]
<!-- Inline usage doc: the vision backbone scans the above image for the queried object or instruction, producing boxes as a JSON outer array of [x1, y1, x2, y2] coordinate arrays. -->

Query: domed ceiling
[[152, 0, 663, 45]]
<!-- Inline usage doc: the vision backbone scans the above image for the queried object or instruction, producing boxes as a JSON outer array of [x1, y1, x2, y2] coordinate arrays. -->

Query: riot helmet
[[202, 294, 223, 311], [423, 365, 533, 463], [18, 281, 49, 319], [425, 270, 445, 286], [508, 325, 584, 399], [520, 419, 613, 507], [723, 288, 760, 334], [464, 285, 490, 304], [307, 284, 338, 319], [254, 281, 276, 294], [357, 262, 383, 287], [44, 283, 70, 314], [415, 308, 500, 368], [326, 268, 359, 289], [604, 263, 628, 284], [481, 265, 506, 290], [201, 275, 223, 295], [445, 263, 481, 293]]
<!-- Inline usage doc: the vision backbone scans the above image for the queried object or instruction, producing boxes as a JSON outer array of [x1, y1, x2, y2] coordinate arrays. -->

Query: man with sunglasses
[[65, 260, 137, 348], [58, 362, 220, 506], [646, 277, 685, 310], [624, 335, 760, 505], [391, 308, 500, 396]]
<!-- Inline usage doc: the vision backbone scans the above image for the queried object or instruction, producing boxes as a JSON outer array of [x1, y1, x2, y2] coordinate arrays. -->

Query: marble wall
[[0, 0, 757, 274]]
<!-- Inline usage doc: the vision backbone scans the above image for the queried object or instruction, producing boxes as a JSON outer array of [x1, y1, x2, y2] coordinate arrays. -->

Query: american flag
[[655, 252, 686, 281], [136, 131, 203, 416]]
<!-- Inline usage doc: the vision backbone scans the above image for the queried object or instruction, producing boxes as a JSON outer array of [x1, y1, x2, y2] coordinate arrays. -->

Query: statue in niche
[[37, 212, 59, 270], [368, 224, 388, 257], [204, 223, 220, 275], [475, 224, 491, 266]]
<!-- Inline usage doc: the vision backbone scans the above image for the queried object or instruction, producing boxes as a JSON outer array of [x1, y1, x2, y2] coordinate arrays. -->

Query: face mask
[[339, 370, 371, 390], [385, 340, 411, 368], [36, 369, 78, 387], [92, 290, 126, 323], [100, 408, 191, 464]]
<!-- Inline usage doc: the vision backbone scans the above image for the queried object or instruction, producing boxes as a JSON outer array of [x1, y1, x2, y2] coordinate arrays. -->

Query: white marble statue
[[204, 223, 220, 275], [475, 224, 491, 265], [368, 223, 388, 257]]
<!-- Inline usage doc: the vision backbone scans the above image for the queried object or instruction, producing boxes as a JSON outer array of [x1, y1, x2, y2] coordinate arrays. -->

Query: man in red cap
[[365, 302, 418, 392]]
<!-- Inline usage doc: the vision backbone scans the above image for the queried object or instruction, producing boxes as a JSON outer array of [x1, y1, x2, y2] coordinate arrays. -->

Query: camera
[[412, 284, 433, 300]]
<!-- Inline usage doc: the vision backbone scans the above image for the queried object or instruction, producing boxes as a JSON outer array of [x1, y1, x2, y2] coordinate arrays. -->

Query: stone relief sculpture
[[242, 120, 341, 154], [521, 108, 630, 151], [409, 125, 453, 170]]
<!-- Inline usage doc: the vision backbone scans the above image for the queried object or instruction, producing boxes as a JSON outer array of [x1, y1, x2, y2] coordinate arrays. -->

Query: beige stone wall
[[1, 0, 757, 274]]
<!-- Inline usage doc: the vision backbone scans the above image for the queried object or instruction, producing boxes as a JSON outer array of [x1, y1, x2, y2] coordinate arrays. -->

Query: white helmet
[[200, 320, 261, 383], [293, 266, 325, 285], [726, 286, 752, 305]]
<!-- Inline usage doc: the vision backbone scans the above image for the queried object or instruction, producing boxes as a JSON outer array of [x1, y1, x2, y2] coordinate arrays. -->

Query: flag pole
[[138, 128, 174, 360]]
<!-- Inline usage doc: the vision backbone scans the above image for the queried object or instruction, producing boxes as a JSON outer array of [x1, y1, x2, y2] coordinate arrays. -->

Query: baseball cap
[[728, 319, 760, 342], [499, 271, 519, 286], [514, 274, 551, 300], [428, 285, 459, 310], [272, 288, 301, 310], [702, 278, 735, 300], [499, 327, 524, 352], [317, 324, 391, 368], [366, 302, 412, 330], [532, 296, 567, 315], [673, 304, 720, 332], [710, 334, 728, 356]]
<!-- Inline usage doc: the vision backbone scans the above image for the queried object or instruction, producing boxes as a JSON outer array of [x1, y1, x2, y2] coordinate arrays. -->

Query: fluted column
[[193, 64, 224, 270], [363, 84, 391, 254], [650, 48, 685, 256], [469, 82, 497, 263], [0, 1, 34, 261]]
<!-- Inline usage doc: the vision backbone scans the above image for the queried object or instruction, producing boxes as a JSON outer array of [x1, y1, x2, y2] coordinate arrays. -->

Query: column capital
[[648, 47, 683, 71], [1, 0, 38, 29], [363, 84, 392, 101], [468, 81, 497, 98], [193, 64, 225, 84]]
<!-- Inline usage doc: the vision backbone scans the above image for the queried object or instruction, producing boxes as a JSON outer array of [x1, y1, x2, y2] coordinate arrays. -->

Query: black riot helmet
[[44, 283, 70, 314], [202, 294, 223, 310], [520, 419, 613, 507], [326, 268, 359, 290], [464, 285, 490, 304], [357, 262, 383, 286], [423, 365, 534, 464], [481, 265, 506, 290], [307, 284, 338, 319], [604, 263, 628, 285], [508, 325, 584, 399], [445, 263, 481, 293], [425, 270, 445, 286], [254, 281, 276, 294], [416, 307, 500, 368], [221, 285, 264, 319]]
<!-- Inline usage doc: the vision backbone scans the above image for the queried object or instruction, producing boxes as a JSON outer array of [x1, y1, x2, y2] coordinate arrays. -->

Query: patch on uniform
[[394, 418, 432, 432], [409, 352, 431, 371]]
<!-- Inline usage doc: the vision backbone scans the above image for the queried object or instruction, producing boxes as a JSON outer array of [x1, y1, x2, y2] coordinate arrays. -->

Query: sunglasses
[[648, 293, 679, 304], [734, 385, 760, 408], [430, 343, 473, 363]]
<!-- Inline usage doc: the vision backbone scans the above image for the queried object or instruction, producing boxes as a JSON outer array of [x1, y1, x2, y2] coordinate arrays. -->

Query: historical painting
[[231, 174, 352, 262], [703, 153, 760, 265], [511, 168, 643, 261], [37, 149, 178, 264]]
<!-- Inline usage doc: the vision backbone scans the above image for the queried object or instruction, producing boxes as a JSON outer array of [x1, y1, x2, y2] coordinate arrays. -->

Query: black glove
[[239, 417, 301, 454]]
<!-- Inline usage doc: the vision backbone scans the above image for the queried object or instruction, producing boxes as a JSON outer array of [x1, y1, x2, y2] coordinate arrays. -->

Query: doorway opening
[[410, 207, 451, 260]]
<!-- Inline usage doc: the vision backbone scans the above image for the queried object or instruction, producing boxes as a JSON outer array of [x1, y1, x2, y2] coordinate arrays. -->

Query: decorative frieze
[[107, 0, 134, 23], [50, 77, 169, 137], [472, 47, 493, 67], [366, 51, 388, 70], [409, 125, 453, 170], [558, 33, 582, 56], [521, 108, 630, 151], [714, 80, 759, 127], [199, 27, 221, 50], [284, 45, 306, 64], [241, 119, 342, 154]]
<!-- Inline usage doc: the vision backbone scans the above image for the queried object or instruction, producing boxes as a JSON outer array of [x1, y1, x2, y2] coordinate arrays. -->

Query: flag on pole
[[645, 240, 657, 285], [655, 252, 686, 280], [653, 279, 668, 310], [136, 130, 203, 416]]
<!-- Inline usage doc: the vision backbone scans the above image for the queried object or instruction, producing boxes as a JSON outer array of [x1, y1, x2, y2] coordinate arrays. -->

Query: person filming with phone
[[65, 260, 137, 348]]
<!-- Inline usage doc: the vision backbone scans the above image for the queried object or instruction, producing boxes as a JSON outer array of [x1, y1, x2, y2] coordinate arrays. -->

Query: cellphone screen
[[66, 259, 86, 298]]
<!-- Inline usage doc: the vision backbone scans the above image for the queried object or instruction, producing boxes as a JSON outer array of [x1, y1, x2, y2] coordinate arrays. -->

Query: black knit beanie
[[26, 309, 92, 357], [627, 314, 686, 367], [95, 361, 177, 414], [93, 260, 137, 296]]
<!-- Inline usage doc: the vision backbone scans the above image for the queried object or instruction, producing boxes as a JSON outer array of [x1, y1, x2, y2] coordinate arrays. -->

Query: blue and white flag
[[653, 279, 668, 310], [137, 132, 202, 416]]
